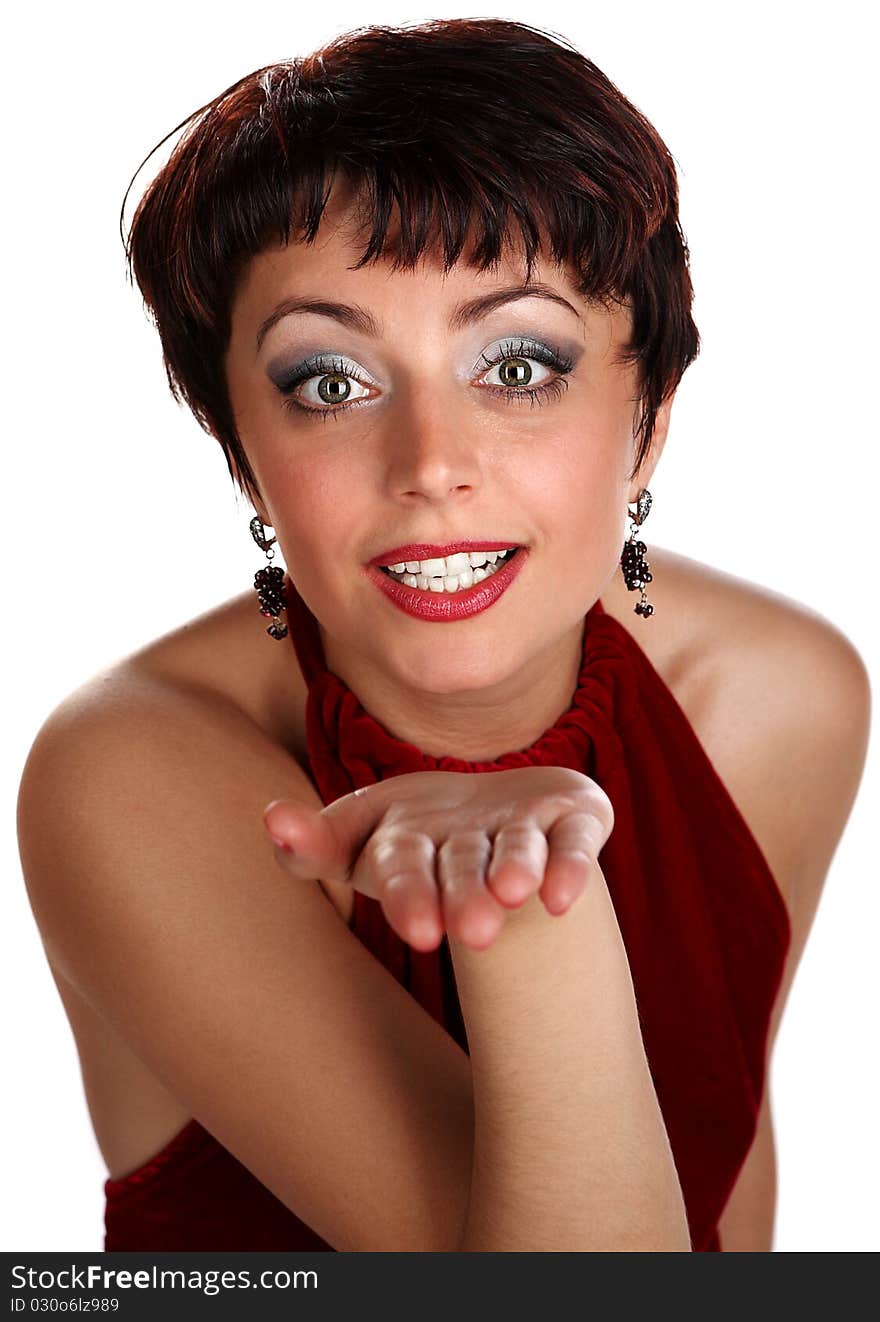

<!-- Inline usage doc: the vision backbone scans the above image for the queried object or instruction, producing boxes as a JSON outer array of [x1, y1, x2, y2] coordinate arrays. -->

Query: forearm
[[449, 865, 691, 1251]]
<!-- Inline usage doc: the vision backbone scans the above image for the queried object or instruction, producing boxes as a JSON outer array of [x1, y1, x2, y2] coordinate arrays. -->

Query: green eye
[[275, 337, 575, 423]]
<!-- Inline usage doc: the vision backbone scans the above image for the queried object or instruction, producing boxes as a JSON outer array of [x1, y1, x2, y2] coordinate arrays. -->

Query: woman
[[16, 18, 870, 1252]]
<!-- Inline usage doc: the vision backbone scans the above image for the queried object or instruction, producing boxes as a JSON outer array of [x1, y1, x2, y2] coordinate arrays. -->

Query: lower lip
[[364, 549, 528, 621]]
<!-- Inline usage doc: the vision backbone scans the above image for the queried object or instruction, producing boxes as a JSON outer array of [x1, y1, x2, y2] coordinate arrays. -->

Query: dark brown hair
[[121, 17, 699, 507]]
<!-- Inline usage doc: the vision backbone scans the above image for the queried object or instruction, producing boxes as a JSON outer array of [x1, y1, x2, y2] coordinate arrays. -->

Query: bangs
[[251, 69, 669, 303]]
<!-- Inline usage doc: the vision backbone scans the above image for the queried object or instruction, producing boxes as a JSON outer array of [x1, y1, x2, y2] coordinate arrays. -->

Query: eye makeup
[[269, 334, 579, 424]]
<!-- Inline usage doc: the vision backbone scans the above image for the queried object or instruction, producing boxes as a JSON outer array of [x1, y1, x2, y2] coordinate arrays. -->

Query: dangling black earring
[[620, 488, 654, 618], [250, 515, 288, 640]]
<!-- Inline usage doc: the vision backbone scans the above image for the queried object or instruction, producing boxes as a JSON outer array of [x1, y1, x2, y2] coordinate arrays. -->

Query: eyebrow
[[255, 282, 582, 353]]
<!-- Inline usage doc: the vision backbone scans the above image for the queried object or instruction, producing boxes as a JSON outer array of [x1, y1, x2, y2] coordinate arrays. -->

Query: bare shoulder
[[116, 587, 308, 758], [16, 656, 325, 1039], [615, 545, 871, 925], [674, 545, 870, 857]]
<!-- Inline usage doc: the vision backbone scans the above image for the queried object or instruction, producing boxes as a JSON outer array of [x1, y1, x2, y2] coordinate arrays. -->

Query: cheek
[[530, 427, 627, 544], [266, 448, 373, 562]]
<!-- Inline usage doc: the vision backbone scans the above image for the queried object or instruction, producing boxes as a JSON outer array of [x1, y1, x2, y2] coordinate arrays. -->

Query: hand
[[263, 767, 614, 953]]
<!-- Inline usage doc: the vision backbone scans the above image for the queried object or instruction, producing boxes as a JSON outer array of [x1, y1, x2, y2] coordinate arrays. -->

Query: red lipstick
[[363, 547, 527, 621]]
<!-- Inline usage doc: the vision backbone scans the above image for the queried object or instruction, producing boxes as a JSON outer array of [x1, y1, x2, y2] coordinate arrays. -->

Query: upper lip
[[368, 541, 523, 566]]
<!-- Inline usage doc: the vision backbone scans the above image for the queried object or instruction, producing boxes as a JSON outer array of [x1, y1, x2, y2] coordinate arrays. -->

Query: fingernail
[[268, 830, 295, 853], [263, 807, 294, 852]]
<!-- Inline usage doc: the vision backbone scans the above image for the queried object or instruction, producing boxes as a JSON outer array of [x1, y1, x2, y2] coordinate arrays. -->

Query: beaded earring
[[250, 515, 289, 640], [620, 488, 654, 618]]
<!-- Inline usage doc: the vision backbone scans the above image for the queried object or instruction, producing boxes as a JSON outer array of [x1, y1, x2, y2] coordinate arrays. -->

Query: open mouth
[[378, 546, 521, 592]]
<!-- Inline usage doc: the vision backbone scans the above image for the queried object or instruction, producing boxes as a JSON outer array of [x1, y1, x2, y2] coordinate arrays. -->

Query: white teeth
[[419, 556, 449, 577], [385, 548, 511, 574], [385, 552, 516, 593]]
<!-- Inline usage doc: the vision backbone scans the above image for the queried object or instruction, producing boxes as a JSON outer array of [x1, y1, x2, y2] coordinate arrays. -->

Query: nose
[[382, 403, 483, 503]]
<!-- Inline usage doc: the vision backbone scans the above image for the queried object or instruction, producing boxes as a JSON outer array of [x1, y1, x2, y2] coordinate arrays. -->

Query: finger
[[485, 819, 550, 907], [262, 800, 340, 874], [364, 829, 444, 952], [263, 785, 382, 884], [436, 830, 506, 950], [540, 810, 604, 914]]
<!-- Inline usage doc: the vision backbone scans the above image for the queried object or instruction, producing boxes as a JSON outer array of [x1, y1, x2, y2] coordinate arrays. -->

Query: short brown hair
[[122, 17, 700, 507]]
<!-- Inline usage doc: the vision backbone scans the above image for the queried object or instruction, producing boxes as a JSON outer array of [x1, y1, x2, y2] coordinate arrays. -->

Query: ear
[[628, 392, 674, 504]]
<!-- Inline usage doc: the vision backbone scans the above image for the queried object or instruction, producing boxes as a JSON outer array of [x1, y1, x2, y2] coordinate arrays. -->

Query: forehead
[[230, 176, 631, 347]]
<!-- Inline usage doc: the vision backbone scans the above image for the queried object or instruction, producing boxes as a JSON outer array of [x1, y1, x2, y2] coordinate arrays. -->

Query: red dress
[[103, 573, 790, 1252]]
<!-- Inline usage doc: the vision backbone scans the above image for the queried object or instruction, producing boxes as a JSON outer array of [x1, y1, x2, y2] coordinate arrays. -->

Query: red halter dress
[[103, 572, 790, 1252]]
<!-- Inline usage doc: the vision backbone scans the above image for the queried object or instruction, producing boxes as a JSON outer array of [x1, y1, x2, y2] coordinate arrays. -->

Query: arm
[[718, 613, 872, 1251], [264, 757, 691, 1250], [16, 668, 474, 1252], [450, 868, 691, 1252]]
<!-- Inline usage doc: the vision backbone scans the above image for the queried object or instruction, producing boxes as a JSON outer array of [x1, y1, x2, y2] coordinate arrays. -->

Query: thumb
[[263, 784, 387, 883]]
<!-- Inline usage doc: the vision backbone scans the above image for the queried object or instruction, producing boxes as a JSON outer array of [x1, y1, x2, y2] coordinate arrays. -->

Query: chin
[[385, 643, 520, 696]]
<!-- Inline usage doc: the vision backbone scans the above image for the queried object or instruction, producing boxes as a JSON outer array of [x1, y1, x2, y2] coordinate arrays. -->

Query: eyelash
[[274, 338, 575, 424]]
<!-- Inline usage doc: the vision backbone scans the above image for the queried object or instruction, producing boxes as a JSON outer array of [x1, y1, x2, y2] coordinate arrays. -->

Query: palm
[[334, 767, 613, 949]]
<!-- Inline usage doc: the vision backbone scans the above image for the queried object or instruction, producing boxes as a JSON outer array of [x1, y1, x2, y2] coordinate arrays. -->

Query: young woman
[[17, 18, 870, 1253]]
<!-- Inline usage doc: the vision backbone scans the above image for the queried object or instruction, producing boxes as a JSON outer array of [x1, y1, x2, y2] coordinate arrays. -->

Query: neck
[[321, 615, 588, 763]]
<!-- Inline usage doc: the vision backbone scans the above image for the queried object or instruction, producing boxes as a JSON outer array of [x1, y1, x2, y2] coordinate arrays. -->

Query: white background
[[3, 0, 877, 1251]]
